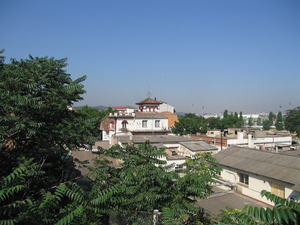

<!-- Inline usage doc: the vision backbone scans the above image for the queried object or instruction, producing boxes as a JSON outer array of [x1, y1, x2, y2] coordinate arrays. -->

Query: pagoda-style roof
[[135, 98, 162, 105]]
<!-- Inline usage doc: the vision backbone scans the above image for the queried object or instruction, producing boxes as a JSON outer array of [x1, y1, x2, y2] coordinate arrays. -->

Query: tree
[[248, 117, 254, 127], [0, 54, 96, 192], [263, 119, 272, 130], [0, 159, 104, 225], [207, 117, 222, 129], [76, 105, 106, 138], [221, 114, 235, 129], [172, 114, 207, 135], [234, 111, 245, 128], [88, 141, 221, 224], [223, 110, 229, 118], [257, 117, 262, 126], [285, 107, 300, 137], [268, 112, 276, 124], [275, 111, 284, 131], [233, 112, 239, 125]]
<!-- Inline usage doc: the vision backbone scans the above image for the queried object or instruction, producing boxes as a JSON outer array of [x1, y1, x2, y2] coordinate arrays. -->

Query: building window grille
[[239, 173, 249, 185], [142, 120, 147, 128], [155, 120, 160, 127], [271, 182, 285, 198]]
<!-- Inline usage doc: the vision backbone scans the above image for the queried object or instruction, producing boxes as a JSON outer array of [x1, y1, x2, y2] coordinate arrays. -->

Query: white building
[[100, 98, 172, 144], [214, 146, 300, 205], [200, 128, 292, 151]]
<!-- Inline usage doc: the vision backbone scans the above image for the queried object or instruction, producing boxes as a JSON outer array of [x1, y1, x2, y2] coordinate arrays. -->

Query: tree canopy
[[0, 53, 97, 190], [172, 113, 207, 135], [285, 107, 300, 137], [275, 111, 284, 131]]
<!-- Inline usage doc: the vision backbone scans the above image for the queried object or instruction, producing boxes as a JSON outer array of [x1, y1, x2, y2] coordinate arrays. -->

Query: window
[[155, 120, 160, 127], [271, 182, 285, 198], [239, 173, 249, 185], [122, 120, 128, 129], [142, 120, 147, 128]]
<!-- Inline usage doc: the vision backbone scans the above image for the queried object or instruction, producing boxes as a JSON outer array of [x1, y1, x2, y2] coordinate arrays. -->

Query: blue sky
[[1, 0, 299, 114]]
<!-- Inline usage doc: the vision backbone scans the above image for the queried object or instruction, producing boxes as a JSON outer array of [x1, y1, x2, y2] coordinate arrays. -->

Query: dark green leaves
[[222, 191, 300, 225], [285, 106, 300, 137]]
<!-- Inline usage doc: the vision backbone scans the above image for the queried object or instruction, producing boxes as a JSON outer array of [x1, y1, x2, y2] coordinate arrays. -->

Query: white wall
[[158, 155, 186, 172], [218, 167, 300, 205], [227, 135, 292, 149], [102, 131, 109, 141], [159, 103, 175, 113], [132, 118, 168, 131]]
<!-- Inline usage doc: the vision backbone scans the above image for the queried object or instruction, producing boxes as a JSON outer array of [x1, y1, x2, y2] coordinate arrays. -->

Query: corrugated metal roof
[[214, 147, 300, 187], [180, 141, 218, 151], [117, 135, 217, 152]]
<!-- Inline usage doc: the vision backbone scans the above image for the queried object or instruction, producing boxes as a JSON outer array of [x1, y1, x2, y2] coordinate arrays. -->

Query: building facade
[[214, 146, 300, 205]]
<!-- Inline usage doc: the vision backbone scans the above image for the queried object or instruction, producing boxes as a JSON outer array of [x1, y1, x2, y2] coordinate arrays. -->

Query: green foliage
[[172, 110, 246, 135], [206, 117, 222, 130], [0, 51, 105, 224], [248, 117, 254, 127], [257, 117, 262, 126], [218, 207, 243, 224], [275, 111, 284, 131], [76, 105, 106, 138], [269, 112, 276, 122], [0, 160, 105, 225], [87, 141, 220, 223], [223, 110, 229, 118], [0, 162, 31, 225], [218, 190, 300, 225], [263, 119, 273, 130], [285, 107, 300, 137], [0, 53, 98, 191], [172, 114, 207, 135], [221, 110, 244, 129]]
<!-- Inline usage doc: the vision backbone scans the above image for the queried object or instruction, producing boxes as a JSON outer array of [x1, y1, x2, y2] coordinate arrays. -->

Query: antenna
[[147, 84, 152, 98]]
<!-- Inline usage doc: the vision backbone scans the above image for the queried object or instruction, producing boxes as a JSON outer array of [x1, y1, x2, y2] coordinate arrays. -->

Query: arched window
[[122, 120, 128, 128]]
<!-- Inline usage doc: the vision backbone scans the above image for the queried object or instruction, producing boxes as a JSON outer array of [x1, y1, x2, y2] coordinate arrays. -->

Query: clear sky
[[1, 0, 299, 114]]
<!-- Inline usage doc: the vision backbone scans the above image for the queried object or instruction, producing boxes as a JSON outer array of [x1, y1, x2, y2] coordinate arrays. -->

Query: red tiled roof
[[135, 98, 162, 105]]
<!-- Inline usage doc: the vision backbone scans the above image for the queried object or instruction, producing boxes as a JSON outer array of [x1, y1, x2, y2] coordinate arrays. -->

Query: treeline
[[172, 109, 292, 136]]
